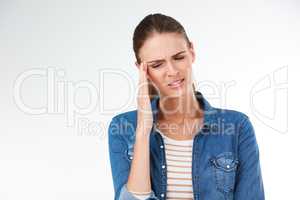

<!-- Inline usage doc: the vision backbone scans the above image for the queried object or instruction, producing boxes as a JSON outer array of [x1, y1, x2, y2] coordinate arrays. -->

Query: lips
[[168, 78, 184, 87]]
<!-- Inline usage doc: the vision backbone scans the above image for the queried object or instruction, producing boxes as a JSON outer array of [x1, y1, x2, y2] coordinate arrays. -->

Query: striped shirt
[[132, 125, 194, 200]]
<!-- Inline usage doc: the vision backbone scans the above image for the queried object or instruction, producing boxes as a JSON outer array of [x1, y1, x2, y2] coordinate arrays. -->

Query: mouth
[[168, 78, 185, 88]]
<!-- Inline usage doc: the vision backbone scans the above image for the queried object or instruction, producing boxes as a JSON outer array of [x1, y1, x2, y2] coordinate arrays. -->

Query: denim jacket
[[108, 91, 265, 200]]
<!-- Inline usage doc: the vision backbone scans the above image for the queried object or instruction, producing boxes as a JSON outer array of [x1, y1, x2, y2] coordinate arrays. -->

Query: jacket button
[[160, 193, 165, 197], [160, 145, 164, 149], [162, 165, 165, 169]]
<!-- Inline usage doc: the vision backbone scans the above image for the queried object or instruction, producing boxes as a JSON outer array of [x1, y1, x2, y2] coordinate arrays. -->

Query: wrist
[[136, 125, 152, 137]]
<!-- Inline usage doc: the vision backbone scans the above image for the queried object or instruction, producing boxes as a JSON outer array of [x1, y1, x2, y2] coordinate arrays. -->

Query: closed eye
[[174, 56, 185, 60], [151, 56, 185, 68], [151, 63, 162, 68]]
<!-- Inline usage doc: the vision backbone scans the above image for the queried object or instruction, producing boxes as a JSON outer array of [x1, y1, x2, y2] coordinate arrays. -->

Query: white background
[[0, 0, 299, 199]]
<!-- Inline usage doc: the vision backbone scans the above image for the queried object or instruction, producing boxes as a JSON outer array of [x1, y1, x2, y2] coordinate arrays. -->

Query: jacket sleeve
[[234, 116, 265, 199], [108, 117, 159, 200]]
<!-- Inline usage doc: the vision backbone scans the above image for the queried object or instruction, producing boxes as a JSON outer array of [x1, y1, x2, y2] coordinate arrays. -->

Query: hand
[[136, 62, 153, 136]]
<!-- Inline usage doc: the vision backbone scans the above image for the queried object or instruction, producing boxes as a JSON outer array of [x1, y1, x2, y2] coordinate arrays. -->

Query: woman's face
[[137, 32, 195, 97]]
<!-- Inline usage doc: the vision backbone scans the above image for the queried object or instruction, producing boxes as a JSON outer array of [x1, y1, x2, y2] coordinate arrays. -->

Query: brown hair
[[133, 13, 196, 101]]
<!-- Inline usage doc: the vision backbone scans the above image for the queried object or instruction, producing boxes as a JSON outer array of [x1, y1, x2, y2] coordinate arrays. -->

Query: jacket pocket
[[210, 152, 239, 194]]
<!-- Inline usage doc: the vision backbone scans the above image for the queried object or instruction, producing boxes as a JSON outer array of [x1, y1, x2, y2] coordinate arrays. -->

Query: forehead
[[139, 32, 188, 62]]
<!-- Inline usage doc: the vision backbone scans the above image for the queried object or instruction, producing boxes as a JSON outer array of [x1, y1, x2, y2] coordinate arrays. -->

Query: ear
[[189, 42, 196, 63]]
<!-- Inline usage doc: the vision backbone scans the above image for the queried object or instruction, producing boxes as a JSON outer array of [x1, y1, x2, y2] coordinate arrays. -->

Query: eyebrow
[[146, 50, 186, 64]]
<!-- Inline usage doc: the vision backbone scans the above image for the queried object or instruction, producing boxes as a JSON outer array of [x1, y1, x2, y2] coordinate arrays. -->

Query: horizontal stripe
[[166, 149, 193, 156], [166, 155, 192, 162], [167, 185, 193, 192], [167, 177, 192, 181], [165, 144, 193, 153], [166, 158, 192, 163], [168, 183, 193, 187], [166, 153, 192, 158], [167, 166, 192, 173], [167, 164, 191, 168], [167, 178, 193, 185], [167, 172, 192, 179], [167, 160, 192, 168], [168, 170, 191, 174], [165, 146, 193, 152], [165, 143, 193, 148]]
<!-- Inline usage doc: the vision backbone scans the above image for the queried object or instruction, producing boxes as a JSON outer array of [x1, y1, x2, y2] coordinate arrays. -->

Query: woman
[[108, 13, 264, 200]]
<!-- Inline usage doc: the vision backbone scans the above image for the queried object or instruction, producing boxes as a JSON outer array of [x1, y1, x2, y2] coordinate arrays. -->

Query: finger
[[138, 62, 143, 75], [138, 63, 149, 94], [140, 62, 144, 73], [139, 62, 147, 79], [142, 62, 149, 78], [143, 62, 148, 74]]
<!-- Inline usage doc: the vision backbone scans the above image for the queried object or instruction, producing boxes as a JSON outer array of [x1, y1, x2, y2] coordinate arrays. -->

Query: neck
[[158, 91, 203, 121]]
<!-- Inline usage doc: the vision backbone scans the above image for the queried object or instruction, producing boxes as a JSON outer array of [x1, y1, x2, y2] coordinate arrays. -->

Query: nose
[[166, 62, 179, 77]]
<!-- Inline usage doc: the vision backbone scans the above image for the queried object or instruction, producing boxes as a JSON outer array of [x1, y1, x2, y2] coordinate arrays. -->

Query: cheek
[[176, 61, 192, 74], [183, 59, 193, 68]]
